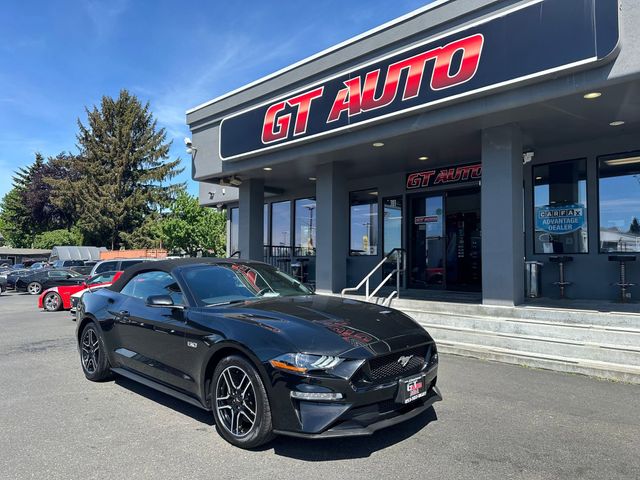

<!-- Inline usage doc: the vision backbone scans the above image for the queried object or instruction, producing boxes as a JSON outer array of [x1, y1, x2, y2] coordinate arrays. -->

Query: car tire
[[79, 322, 112, 381], [43, 292, 62, 311], [27, 282, 42, 295], [211, 355, 274, 449]]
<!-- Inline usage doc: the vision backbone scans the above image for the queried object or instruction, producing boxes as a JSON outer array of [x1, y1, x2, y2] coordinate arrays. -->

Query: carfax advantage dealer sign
[[219, 0, 619, 160]]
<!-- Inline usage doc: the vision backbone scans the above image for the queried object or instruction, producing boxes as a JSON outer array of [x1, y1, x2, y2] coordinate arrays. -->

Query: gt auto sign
[[260, 34, 483, 145], [407, 164, 481, 190], [219, 0, 619, 160]]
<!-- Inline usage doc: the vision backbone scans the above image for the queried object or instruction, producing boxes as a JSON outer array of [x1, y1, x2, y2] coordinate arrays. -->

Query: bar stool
[[549, 256, 573, 299], [608, 255, 636, 302]]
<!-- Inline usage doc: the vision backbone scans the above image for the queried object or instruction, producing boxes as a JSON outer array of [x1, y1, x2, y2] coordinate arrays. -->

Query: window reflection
[[533, 159, 588, 254], [599, 153, 640, 253], [350, 190, 378, 255], [271, 201, 291, 247], [294, 198, 316, 256], [229, 207, 239, 255]]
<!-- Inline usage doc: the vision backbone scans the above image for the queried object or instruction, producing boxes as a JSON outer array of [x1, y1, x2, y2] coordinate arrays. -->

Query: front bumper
[[274, 385, 441, 439], [267, 359, 440, 438]]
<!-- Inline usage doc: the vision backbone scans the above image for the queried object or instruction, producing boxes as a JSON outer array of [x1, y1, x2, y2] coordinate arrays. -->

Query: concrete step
[[437, 341, 640, 384], [389, 297, 640, 329], [405, 309, 640, 347], [423, 323, 640, 367]]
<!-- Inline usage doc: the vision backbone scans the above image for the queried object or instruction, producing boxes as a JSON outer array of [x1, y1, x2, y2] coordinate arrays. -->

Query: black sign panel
[[220, 0, 619, 160], [406, 163, 482, 190]]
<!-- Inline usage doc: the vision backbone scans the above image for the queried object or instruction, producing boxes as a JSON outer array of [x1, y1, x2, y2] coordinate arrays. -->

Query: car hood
[[214, 295, 433, 358]]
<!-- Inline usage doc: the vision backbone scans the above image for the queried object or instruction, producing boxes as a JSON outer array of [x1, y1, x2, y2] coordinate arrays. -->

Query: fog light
[[290, 391, 344, 401]]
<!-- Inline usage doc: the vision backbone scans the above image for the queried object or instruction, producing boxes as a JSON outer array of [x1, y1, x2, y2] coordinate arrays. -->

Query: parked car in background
[[5, 269, 33, 290], [39, 271, 122, 312], [69, 265, 93, 276], [15, 269, 86, 295], [90, 258, 153, 276], [28, 262, 49, 270], [51, 260, 86, 269]]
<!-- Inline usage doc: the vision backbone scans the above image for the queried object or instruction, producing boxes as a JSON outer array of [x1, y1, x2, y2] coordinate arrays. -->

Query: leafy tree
[[630, 217, 640, 235], [0, 152, 78, 247], [0, 180, 34, 248], [49, 89, 184, 249], [120, 212, 166, 249], [162, 190, 226, 257], [32, 228, 83, 249]]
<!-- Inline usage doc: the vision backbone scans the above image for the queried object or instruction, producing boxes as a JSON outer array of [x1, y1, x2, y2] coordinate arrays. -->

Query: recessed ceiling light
[[372, 142, 385, 147], [418, 156, 429, 161], [604, 156, 640, 166], [609, 120, 625, 126], [263, 167, 272, 171], [535, 176, 543, 180], [583, 92, 602, 99], [309, 177, 316, 181]]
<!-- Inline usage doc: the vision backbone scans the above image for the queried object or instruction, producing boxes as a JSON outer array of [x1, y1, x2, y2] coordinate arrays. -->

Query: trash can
[[290, 261, 302, 282], [525, 261, 543, 298]]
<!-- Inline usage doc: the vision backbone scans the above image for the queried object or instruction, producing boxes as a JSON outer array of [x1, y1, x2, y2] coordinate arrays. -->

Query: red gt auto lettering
[[407, 164, 482, 189], [327, 33, 484, 123], [261, 87, 324, 144]]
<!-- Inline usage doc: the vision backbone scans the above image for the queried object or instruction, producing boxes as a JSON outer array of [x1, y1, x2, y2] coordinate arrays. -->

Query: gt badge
[[187, 341, 198, 349]]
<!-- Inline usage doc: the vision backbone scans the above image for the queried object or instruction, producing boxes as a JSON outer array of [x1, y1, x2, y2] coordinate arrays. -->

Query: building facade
[[187, 0, 640, 306]]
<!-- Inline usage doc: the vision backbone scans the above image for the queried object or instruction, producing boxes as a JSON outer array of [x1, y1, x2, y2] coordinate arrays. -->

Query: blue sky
[[0, 0, 431, 200]]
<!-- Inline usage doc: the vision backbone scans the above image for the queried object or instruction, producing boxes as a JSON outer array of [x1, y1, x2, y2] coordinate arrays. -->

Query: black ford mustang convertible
[[76, 258, 441, 448]]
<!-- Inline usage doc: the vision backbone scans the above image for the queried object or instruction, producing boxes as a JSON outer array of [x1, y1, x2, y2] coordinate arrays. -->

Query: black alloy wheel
[[212, 355, 274, 448], [43, 292, 62, 311], [80, 323, 112, 381]]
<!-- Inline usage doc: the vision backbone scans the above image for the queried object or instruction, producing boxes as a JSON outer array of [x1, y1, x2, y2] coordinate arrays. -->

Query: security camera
[[522, 151, 535, 164], [184, 137, 192, 147]]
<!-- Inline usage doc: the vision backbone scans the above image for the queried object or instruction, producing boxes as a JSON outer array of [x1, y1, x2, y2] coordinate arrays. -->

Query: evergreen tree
[[50, 89, 184, 249], [630, 217, 640, 235]]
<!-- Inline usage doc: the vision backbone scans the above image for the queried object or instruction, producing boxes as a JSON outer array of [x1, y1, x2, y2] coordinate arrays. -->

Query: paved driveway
[[1, 292, 638, 480]]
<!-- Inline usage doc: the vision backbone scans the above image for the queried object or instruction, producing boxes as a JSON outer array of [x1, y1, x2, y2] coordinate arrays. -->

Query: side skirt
[[111, 367, 210, 411]]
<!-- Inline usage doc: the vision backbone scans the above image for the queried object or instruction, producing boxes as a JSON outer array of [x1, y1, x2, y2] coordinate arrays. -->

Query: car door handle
[[109, 310, 130, 323]]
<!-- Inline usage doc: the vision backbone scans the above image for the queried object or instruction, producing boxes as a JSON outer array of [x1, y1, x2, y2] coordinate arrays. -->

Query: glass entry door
[[409, 189, 481, 291], [445, 190, 481, 291], [409, 195, 445, 288]]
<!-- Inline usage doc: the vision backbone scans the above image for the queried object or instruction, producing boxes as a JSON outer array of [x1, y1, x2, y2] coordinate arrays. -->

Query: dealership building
[[187, 0, 640, 380]]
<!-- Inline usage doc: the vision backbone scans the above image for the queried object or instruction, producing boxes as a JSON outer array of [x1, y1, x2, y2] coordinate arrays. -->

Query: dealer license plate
[[396, 374, 427, 404]]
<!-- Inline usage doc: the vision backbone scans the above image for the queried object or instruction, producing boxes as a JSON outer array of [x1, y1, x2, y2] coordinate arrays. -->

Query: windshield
[[183, 264, 312, 307]]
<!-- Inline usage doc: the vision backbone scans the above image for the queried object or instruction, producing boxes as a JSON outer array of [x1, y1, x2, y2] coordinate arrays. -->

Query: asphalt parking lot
[[1, 292, 639, 480]]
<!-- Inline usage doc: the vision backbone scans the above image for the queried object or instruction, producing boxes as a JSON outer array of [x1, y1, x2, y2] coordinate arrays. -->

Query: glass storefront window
[[294, 198, 316, 256], [383, 197, 402, 255], [229, 207, 239, 255], [271, 201, 291, 247], [533, 159, 588, 254], [350, 190, 378, 256], [598, 152, 640, 253], [264, 204, 269, 246]]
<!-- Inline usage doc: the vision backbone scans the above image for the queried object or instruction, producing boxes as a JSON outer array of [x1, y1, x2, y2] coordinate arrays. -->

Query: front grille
[[352, 345, 430, 386]]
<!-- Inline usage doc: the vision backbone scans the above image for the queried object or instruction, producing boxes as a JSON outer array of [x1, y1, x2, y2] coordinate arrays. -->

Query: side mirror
[[146, 294, 184, 309]]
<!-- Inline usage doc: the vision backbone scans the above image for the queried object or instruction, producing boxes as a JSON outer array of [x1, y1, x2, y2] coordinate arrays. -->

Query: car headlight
[[269, 353, 344, 374]]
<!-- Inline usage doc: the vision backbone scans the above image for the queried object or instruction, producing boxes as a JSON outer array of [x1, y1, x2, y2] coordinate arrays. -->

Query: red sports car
[[39, 271, 123, 312]]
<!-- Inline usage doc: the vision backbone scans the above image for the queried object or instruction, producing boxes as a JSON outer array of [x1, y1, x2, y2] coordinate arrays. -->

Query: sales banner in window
[[535, 204, 586, 234], [219, 0, 619, 160]]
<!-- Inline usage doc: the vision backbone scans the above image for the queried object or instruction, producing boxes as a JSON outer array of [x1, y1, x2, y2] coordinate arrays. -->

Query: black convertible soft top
[[108, 257, 267, 292]]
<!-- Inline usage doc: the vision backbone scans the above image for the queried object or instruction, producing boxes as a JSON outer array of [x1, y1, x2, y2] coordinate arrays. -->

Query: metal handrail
[[229, 250, 241, 258], [341, 248, 406, 305]]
